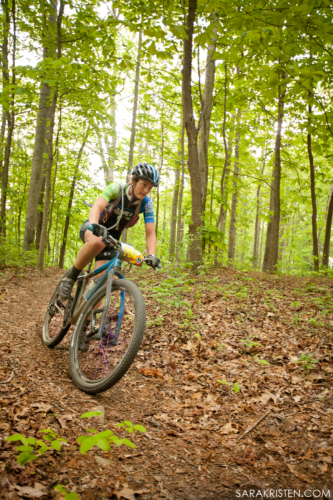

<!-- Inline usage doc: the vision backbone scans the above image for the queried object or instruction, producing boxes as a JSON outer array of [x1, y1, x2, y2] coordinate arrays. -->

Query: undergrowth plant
[[295, 353, 319, 372], [6, 411, 146, 500]]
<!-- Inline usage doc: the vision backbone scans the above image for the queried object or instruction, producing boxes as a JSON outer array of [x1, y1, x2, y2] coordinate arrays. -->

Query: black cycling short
[[79, 220, 118, 262]]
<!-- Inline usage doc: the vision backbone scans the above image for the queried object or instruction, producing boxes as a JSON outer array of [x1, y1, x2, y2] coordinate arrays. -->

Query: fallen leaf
[[96, 456, 113, 467], [318, 462, 328, 475], [281, 421, 296, 433], [138, 367, 163, 379], [113, 482, 145, 500], [12, 406, 30, 421], [11, 485, 47, 498], [191, 392, 202, 400], [31, 403, 52, 413], [253, 393, 277, 405], [287, 464, 311, 482], [220, 422, 239, 434], [56, 414, 75, 429]]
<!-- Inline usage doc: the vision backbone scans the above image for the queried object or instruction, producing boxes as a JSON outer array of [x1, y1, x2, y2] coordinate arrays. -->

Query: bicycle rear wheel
[[69, 279, 146, 394], [43, 270, 81, 348]]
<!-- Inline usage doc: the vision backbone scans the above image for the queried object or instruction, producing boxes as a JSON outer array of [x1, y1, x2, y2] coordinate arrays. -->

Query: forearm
[[88, 205, 101, 224], [146, 230, 157, 255]]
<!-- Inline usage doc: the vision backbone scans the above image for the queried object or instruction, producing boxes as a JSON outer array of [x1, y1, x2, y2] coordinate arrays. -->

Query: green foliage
[[6, 429, 67, 465], [295, 353, 319, 372], [54, 485, 78, 500]]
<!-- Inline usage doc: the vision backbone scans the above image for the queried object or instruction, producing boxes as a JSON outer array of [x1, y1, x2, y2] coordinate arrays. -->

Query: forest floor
[[0, 266, 333, 500]]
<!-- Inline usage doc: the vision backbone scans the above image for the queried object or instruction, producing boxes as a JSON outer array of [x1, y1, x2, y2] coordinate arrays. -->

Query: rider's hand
[[89, 223, 105, 237], [145, 255, 160, 270]]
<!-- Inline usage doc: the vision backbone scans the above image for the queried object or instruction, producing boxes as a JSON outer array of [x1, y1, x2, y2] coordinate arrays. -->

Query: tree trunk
[[169, 150, 180, 259], [0, 116, 6, 179], [122, 29, 142, 244], [38, 2, 64, 269], [307, 102, 319, 271], [35, 163, 47, 249], [126, 29, 142, 177], [198, 34, 216, 214], [155, 116, 164, 237], [214, 67, 231, 266], [227, 111, 241, 266], [252, 151, 266, 268], [59, 130, 89, 269], [262, 79, 285, 272], [176, 120, 185, 265], [106, 91, 116, 183], [37, 91, 58, 269], [47, 104, 62, 252], [322, 184, 333, 269], [0, 0, 15, 239], [182, 0, 202, 268], [23, 3, 57, 249]]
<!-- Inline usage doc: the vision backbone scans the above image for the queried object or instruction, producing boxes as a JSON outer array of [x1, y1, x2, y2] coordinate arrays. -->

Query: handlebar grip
[[157, 263, 162, 269], [87, 224, 93, 232]]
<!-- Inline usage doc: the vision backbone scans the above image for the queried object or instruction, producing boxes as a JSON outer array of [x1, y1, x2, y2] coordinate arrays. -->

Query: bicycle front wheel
[[69, 279, 146, 394]]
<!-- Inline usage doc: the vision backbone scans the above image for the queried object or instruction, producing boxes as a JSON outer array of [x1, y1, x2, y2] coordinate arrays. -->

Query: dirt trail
[[0, 267, 333, 499]]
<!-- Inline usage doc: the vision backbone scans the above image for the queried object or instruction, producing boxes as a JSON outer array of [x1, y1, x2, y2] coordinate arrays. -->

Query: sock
[[68, 266, 82, 281]]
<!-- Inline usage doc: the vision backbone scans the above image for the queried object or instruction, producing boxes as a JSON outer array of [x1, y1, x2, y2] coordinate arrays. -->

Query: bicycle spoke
[[76, 287, 136, 383]]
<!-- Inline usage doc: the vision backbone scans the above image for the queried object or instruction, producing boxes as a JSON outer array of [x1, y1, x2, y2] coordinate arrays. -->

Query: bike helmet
[[131, 163, 160, 187]]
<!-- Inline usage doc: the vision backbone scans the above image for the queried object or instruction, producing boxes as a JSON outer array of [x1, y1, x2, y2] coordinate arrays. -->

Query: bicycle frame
[[71, 255, 126, 337]]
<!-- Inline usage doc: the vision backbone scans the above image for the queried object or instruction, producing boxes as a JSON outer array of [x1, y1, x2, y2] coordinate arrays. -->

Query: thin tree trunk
[[227, 110, 241, 266], [59, 130, 89, 269], [47, 104, 62, 252], [214, 66, 231, 266], [37, 2, 64, 267], [198, 31, 216, 214], [122, 30, 142, 244], [182, 0, 203, 268], [308, 101, 319, 271], [126, 29, 142, 177], [17, 154, 28, 248], [169, 132, 181, 259], [322, 184, 333, 269], [106, 90, 116, 182], [259, 220, 265, 268], [0, 0, 15, 239], [35, 162, 47, 249], [161, 191, 167, 245], [23, 2, 57, 249], [252, 151, 266, 268], [175, 121, 185, 265], [262, 78, 285, 272], [155, 116, 164, 236]]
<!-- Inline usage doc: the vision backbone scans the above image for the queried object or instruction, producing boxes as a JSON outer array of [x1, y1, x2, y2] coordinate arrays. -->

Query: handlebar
[[87, 224, 161, 269]]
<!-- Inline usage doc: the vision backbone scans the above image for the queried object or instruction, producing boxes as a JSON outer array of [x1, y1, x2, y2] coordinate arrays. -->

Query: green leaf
[[96, 439, 110, 451], [51, 440, 61, 452], [6, 434, 25, 442], [133, 425, 146, 433], [233, 382, 240, 393], [55, 485, 68, 494], [16, 445, 34, 452], [17, 452, 38, 465], [120, 438, 136, 449], [80, 437, 96, 454], [81, 411, 103, 418], [217, 379, 232, 385], [65, 493, 79, 500]]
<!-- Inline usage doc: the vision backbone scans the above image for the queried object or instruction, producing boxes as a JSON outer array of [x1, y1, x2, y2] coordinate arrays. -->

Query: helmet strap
[[128, 179, 139, 202]]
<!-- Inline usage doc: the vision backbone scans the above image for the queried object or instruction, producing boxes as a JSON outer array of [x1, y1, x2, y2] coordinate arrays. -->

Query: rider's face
[[132, 179, 154, 199]]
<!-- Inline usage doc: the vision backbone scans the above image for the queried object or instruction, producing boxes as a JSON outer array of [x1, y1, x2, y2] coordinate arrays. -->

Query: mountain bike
[[42, 226, 159, 394]]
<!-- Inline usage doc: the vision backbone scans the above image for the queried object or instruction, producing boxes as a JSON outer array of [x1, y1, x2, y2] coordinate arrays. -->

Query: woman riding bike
[[59, 162, 160, 300]]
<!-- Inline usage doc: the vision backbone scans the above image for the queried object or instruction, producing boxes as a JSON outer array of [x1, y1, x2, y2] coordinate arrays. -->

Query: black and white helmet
[[131, 163, 160, 187]]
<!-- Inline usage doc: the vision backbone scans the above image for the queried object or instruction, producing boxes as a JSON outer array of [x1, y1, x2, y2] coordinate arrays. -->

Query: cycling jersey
[[79, 183, 155, 261]]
